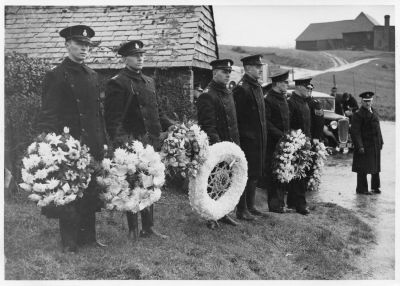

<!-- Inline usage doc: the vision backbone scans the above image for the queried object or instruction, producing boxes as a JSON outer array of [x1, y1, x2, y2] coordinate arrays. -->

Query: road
[[308, 121, 395, 279]]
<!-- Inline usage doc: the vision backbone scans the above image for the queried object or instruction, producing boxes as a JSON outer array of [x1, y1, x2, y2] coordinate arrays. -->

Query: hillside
[[219, 45, 334, 70]]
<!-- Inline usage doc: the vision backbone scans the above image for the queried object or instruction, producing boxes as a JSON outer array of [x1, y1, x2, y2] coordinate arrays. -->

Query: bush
[[231, 46, 247, 54], [4, 52, 52, 180]]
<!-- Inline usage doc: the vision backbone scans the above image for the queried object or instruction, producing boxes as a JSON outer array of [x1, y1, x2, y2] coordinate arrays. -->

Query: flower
[[47, 178, 60, 190], [63, 127, 70, 134], [38, 142, 52, 157], [34, 168, 49, 180], [45, 133, 62, 145], [27, 142, 37, 154], [102, 158, 112, 171], [68, 148, 80, 160], [53, 147, 67, 163]]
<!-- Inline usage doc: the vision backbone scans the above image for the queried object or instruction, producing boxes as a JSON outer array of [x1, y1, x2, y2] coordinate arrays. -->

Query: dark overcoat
[[104, 68, 174, 149], [307, 97, 325, 140], [288, 92, 311, 137], [37, 57, 107, 160], [196, 80, 240, 145], [264, 88, 290, 167], [351, 107, 383, 174], [233, 73, 267, 177], [37, 57, 107, 216], [335, 95, 359, 115]]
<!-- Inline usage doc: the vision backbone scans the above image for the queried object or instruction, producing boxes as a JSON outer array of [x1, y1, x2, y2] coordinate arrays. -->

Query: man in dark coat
[[307, 85, 325, 141], [264, 68, 290, 213], [233, 54, 268, 220], [335, 92, 359, 120], [351, 91, 383, 195], [104, 40, 174, 239], [287, 77, 314, 215], [196, 58, 241, 229], [37, 25, 107, 252]]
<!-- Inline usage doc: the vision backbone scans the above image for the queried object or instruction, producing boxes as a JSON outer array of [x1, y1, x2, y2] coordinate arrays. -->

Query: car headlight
[[330, 121, 338, 129]]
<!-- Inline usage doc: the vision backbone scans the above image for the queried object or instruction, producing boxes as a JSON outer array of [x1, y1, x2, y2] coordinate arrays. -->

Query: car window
[[316, 97, 335, 112]]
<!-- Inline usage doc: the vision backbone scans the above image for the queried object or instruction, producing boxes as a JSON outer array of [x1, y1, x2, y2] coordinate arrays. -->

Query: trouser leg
[[141, 205, 154, 232], [286, 181, 296, 208], [237, 177, 257, 212], [59, 205, 80, 252], [296, 179, 307, 210], [356, 173, 368, 193], [126, 211, 139, 239], [77, 211, 96, 246], [371, 173, 380, 190], [268, 178, 285, 211], [246, 177, 258, 211]]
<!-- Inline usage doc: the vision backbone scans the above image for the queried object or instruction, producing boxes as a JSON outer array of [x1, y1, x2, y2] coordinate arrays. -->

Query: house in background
[[296, 12, 395, 51], [5, 5, 218, 110]]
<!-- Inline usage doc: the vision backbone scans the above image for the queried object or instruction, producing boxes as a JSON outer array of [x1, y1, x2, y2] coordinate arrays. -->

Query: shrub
[[5, 52, 53, 180], [231, 46, 247, 54]]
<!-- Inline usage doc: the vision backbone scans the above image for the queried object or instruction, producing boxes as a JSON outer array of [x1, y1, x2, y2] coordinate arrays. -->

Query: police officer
[[37, 25, 107, 252], [264, 68, 290, 213], [351, 92, 383, 195], [233, 54, 268, 220], [306, 84, 325, 142], [196, 58, 240, 229], [287, 77, 314, 215], [104, 40, 174, 239]]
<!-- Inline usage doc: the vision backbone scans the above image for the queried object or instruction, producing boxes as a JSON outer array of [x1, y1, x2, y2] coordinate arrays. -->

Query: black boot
[[59, 204, 80, 252]]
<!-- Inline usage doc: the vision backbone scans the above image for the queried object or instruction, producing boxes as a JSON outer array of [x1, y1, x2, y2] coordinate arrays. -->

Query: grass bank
[[220, 45, 334, 70], [5, 187, 375, 280]]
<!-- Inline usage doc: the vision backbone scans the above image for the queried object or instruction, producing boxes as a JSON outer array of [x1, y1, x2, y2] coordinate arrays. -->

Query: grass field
[[5, 186, 375, 280], [312, 54, 395, 120], [219, 45, 334, 70]]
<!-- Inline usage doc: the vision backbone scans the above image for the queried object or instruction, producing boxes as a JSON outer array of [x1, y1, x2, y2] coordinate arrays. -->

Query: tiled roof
[[296, 12, 380, 42], [5, 6, 218, 69]]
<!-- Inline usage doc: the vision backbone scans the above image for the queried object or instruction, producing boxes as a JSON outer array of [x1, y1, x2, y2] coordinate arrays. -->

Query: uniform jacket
[[288, 92, 311, 137], [233, 73, 267, 177], [104, 67, 174, 149], [265, 88, 290, 148], [307, 97, 325, 140], [196, 80, 240, 145], [351, 106, 383, 174], [37, 57, 106, 160]]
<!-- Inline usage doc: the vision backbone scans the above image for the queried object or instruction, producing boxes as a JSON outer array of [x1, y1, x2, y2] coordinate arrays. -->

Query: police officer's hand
[[345, 110, 352, 116], [358, 147, 365, 154], [312, 138, 319, 144]]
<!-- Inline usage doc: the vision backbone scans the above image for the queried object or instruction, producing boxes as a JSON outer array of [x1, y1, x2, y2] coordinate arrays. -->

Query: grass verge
[[5, 188, 375, 280]]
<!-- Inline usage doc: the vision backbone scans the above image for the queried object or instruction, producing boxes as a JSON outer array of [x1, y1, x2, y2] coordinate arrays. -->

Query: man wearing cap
[[104, 40, 174, 239], [287, 77, 314, 215], [232, 54, 268, 220], [192, 82, 203, 105], [196, 58, 241, 229], [264, 68, 290, 213], [351, 92, 383, 195], [306, 85, 325, 142], [37, 25, 107, 252]]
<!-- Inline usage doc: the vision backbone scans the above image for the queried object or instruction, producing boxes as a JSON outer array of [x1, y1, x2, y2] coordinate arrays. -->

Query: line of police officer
[[37, 24, 383, 250]]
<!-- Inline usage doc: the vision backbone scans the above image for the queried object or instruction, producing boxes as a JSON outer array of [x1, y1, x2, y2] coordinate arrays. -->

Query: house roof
[[5, 6, 218, 70], [296, 12, 380, 42]]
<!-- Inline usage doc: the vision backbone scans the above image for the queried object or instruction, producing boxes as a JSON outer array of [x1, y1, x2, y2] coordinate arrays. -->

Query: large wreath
[[96, 140, 165, 213], [306, 141, 329, 192], [188, 142, 248, 221]]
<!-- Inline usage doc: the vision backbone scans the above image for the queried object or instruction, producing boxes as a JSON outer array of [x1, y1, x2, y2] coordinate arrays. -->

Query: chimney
[[384, 15, 390, 27], [384, 15, 390, 51]]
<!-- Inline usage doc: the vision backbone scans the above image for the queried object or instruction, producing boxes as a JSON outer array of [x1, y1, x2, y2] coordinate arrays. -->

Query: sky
[[213, 5, 395, 48]]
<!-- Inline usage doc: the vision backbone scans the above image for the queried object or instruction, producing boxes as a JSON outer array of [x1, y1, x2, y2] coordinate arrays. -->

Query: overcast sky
[[213, 5, 395, 48]]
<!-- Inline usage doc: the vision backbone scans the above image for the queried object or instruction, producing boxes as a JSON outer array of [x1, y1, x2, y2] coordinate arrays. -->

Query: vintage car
[[286, 89, 353, 150]]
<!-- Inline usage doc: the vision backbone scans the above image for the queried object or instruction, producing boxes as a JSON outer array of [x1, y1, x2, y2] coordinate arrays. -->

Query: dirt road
[[309, 121, 395, 279]]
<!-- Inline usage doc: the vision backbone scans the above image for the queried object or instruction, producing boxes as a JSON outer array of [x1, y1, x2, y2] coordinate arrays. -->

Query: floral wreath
[[272, 129, 313, 183], [161, 122, 209, 178], [188, 142, 248, 221], [306, 141, 329, 192], [19, 127, 93, 207], [97, 140, 165, 213]]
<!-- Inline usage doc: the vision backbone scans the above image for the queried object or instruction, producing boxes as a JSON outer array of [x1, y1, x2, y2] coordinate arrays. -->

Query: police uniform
[[287, 77, 313, 215], [306, 86, 325, 141], [351, 92, 383, 194], [264, 69, 290, 213], [335, 92, 359, 120], [196, 59, 240, 228], [104, 40, 174, 236], [37, 25, 106, 251], [233, 54, 268, 220]]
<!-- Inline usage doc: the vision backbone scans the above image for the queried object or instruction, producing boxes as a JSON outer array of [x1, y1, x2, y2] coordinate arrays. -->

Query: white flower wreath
[[97, 141, 165, 213], [188, 142, 248, 221]]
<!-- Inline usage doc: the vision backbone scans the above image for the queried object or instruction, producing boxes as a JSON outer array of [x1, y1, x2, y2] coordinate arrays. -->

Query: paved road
[[309, 121, 395, 279]]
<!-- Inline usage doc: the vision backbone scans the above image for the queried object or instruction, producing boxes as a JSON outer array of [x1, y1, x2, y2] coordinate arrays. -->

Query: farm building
[[296, 12, 395, 51], [4, 5, 218, 103]]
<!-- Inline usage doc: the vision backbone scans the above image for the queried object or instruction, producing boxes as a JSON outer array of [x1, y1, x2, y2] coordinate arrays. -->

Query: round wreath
[[188, 142, 248, 221], [97, 141, 165, 213]]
